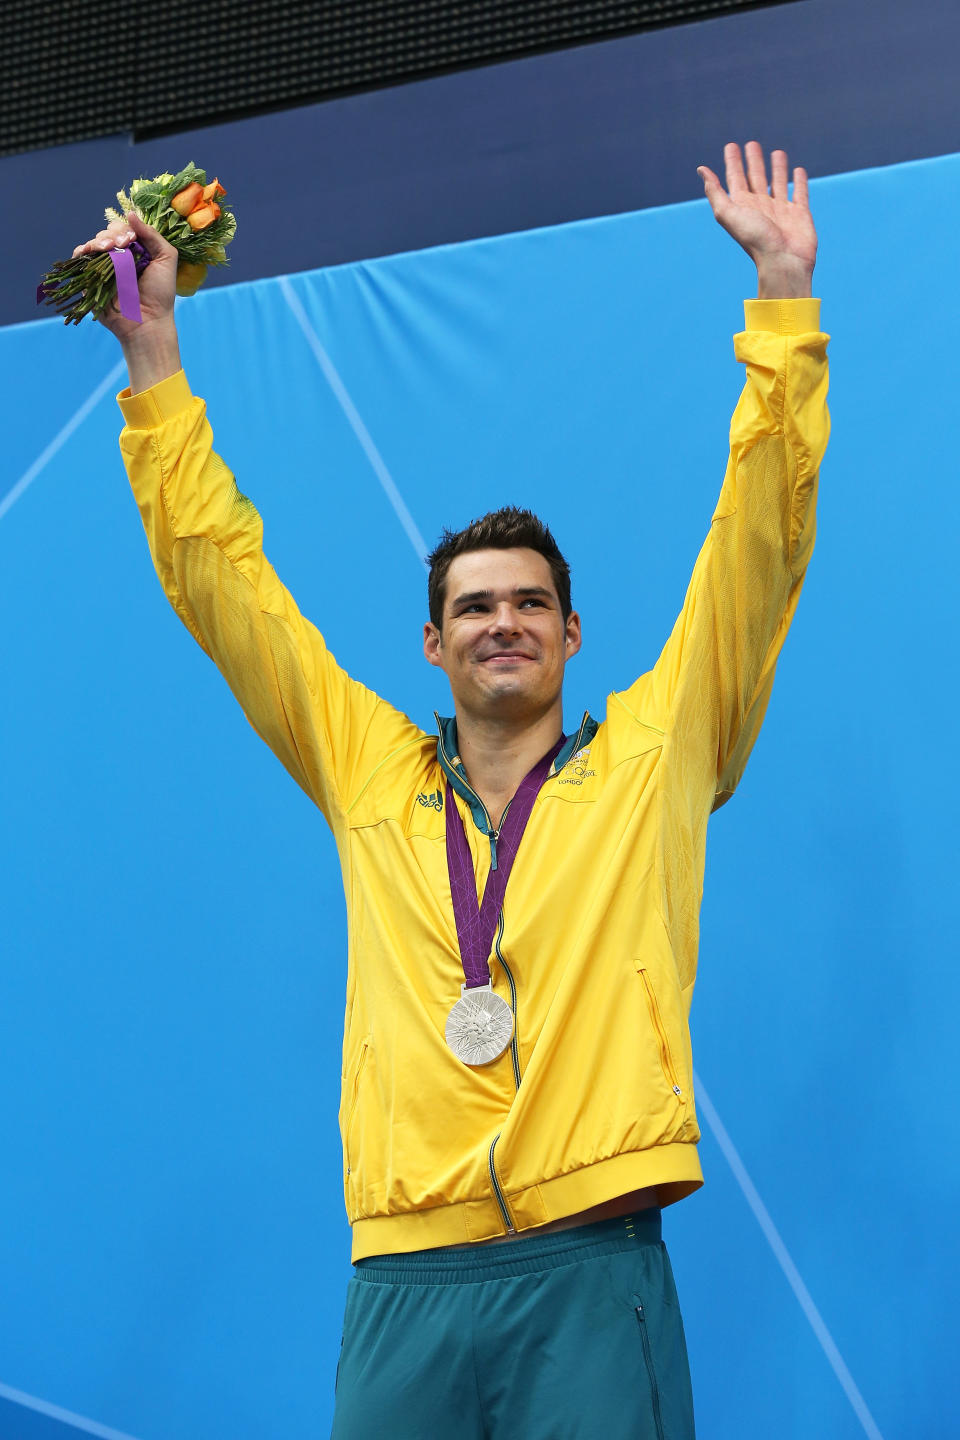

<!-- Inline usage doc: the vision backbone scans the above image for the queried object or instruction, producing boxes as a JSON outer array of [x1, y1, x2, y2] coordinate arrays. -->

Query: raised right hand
[[697, 142, 816, 299], [73, 210, 178, 343]]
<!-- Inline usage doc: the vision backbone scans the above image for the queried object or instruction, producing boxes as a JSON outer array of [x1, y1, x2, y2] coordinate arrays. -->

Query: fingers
[[71, 211, 176, 262], [724, 142, 748, 197], [724, 140, 782, 197], [770, 149, 789, 201], [697, 165, 729, 221], [744, 141, 769, 195], [72, 218, 134, 258], [714, 142, 807, 202], [125, 209, 176, 261]]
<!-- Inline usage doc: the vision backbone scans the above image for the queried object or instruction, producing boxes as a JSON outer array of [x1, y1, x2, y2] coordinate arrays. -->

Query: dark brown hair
[[427, 506, 572, 629]]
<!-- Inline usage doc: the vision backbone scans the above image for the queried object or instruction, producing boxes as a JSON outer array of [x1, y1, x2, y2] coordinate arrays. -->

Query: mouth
[[479, 652, 535, 665]]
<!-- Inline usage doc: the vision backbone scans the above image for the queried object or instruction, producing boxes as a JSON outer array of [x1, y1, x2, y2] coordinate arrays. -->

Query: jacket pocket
[[345, 1039, 370, 1180], [637, 969, 685, 1102]]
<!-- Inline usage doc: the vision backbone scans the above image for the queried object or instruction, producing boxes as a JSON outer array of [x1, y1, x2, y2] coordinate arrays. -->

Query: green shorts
[[331, 1208, 695, 1439]]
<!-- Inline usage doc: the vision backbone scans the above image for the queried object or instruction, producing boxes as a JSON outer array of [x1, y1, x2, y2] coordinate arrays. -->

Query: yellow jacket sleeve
[[117, 371, 424, 832], [617, 298, 830, 810]]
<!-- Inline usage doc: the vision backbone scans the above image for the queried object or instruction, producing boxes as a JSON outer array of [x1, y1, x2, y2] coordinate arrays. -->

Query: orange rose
[[170, 181, 204, 216], [186, 202, 220, 231], [171, 178, 226, 229]]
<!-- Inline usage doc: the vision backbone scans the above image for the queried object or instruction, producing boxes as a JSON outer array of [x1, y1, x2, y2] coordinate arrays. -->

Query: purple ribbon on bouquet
[[108, 240, 151, 322], [37, 239, 151, 322]]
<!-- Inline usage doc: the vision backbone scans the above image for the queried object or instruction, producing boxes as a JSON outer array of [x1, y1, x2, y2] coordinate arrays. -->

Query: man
[[78, 140, 828, 1437]]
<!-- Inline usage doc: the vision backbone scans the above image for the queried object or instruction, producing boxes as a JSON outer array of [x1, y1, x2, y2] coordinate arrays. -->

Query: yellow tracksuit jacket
[[117, 298, 829, 1261]]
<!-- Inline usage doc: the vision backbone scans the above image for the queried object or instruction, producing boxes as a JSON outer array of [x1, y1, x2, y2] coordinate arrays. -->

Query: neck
[[454, 701, 564, 825]]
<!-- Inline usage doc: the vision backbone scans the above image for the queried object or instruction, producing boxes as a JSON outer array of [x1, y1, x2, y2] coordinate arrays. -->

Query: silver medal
[[445, 983, 514, 1066]]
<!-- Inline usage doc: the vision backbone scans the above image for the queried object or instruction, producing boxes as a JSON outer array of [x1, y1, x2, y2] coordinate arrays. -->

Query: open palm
[[698, 142, 817, 289]]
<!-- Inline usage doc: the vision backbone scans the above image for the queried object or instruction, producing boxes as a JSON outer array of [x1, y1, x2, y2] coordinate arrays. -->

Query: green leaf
[[167, 163, 206, 196]]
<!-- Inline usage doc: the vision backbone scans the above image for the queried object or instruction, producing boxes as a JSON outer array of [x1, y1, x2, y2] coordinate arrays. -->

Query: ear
[[423, 621, 445, 669], [564, 610, 582, 661]]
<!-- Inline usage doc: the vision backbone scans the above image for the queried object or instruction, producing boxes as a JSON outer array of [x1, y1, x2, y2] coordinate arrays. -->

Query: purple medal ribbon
[[36, 240, 150, 321], [445, 735, 565, 990], [108, 241, 151, 322]]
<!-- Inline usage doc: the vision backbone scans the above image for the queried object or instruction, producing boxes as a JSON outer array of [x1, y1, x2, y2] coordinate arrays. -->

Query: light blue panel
[[2, 150, 959, 1440]]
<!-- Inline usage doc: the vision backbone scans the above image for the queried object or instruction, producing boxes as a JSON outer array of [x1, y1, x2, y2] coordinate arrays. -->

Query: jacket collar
[[434, 710, 599, 832]]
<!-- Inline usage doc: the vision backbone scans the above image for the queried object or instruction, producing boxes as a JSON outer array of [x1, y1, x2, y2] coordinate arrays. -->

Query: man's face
[[423, 547, 581, 721]]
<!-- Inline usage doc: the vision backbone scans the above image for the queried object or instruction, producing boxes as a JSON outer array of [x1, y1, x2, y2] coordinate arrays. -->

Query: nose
[[489, 602, 522, 636]]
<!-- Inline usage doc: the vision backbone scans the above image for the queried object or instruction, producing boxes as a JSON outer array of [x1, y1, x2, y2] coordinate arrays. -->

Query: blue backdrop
[[2, 151, 958, 1439]]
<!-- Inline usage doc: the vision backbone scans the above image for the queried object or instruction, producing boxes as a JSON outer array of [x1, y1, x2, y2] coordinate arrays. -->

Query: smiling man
[[424, 518, 581, 811], [81, 140, 829, 1437]]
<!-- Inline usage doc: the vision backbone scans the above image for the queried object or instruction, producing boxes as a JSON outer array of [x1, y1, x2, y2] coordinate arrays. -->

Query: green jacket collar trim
[[434, 711, 600, 833]]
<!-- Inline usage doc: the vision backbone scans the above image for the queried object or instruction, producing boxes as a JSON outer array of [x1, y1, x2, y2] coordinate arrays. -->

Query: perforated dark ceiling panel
[[2, 0, 801, 157]]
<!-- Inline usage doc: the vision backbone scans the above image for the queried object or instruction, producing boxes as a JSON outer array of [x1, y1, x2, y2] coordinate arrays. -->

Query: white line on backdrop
[[0, 358, 126, 523], [280, 276, 429, 568], [0, 359, 141, 1435], [0, 1381, 142, 1440], [693, 1075, 885, 1440]]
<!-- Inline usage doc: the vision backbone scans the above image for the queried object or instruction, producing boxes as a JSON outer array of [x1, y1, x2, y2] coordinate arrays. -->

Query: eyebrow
[[450, 586, 555, 608]]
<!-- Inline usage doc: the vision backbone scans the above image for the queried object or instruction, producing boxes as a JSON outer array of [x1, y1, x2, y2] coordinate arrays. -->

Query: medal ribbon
[[108, 241, 151, 322], [445, 735, 565, 990], [36, 240, 151, 320]]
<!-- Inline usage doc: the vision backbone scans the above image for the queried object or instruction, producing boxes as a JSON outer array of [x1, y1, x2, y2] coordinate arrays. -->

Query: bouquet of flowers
[[37, 163, 237, 325]]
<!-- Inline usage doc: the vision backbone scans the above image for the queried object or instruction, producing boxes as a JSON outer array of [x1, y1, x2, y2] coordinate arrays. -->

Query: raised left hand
[[697, 142, 817, 298]]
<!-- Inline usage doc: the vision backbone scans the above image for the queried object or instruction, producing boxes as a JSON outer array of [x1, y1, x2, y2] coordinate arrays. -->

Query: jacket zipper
[[493, 911, 521, 1090], [639, 969, 683, 1099], [634, 1301, 666, 1440], [487, 715, 584, 1096], [488, 1134, 516, 1233], [437, 725, 501, 866]]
